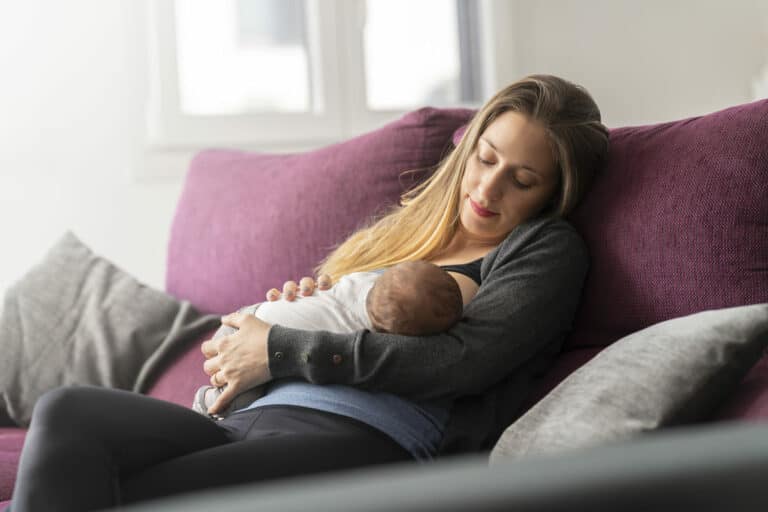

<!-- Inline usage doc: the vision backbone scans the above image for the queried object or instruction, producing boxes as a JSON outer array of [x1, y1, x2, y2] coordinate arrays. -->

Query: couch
[[1, 98, 767, 510]]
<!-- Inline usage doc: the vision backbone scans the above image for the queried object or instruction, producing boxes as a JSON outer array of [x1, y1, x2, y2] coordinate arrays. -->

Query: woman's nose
[[478, 167, 504, 202]]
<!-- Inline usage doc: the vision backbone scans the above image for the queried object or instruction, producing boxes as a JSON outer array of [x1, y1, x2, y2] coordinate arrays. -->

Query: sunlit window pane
[[364, 0, 462, 110], [175, 0, 311, 115]]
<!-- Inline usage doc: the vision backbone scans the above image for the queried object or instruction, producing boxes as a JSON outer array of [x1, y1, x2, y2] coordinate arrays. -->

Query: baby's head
[[365, 260, 463, 336]]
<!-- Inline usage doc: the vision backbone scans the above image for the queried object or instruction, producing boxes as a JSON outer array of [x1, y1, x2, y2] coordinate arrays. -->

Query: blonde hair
[[315, 74, 609, 282]]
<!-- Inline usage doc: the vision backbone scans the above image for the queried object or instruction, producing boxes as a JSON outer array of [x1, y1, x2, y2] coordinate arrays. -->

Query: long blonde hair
[[315, 74, 609, 282]]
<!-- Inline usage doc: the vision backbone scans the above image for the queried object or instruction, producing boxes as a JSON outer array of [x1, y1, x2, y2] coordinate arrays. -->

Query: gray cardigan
[[267, 215, 589, 454]]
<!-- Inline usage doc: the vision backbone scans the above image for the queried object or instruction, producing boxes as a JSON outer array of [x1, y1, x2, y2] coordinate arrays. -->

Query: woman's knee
[[32, 385, 103, 429]]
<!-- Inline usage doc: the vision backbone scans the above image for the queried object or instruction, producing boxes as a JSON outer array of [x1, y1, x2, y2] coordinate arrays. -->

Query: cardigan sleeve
[[266, 216, 589, 401]]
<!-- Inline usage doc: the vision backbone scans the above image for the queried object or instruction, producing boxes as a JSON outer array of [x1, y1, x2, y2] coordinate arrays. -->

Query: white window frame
[[139, 0, 509, 180]]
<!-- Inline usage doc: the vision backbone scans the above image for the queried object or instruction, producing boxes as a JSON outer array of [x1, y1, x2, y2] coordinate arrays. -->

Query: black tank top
[[439, 257, 483, 285]]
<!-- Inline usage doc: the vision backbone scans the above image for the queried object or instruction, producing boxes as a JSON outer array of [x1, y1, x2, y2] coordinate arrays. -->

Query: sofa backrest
[[167, 100, 768, 352], [166, 108, 474, 315], [566, 99, 768, 348]]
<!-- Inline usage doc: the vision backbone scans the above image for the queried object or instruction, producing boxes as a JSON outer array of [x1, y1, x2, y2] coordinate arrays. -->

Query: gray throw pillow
[[0, 231, 220, 427], [490, 303, 768, 463]]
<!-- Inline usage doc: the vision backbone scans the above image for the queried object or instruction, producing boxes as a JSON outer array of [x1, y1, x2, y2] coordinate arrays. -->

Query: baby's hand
[[266, 274, 332, 302]]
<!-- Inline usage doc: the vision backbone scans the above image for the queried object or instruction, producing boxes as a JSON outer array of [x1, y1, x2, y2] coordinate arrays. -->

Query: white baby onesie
[[193, 270, 383, 418], [234, 270, 381, 333]]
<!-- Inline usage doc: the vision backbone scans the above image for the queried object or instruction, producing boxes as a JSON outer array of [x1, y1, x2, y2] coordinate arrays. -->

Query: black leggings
[[8, 386, 414, 511]]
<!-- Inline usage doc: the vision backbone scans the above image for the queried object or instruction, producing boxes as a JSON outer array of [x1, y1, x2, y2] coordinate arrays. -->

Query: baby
[[193, 260, 466, 419]]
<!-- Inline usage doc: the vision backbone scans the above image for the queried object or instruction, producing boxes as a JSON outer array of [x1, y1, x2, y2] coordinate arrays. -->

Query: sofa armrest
[[119, 420, 768, 512]]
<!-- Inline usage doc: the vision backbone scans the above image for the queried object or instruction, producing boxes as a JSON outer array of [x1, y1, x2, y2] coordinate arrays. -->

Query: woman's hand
[[200, 312, 273, 415], [265, 274, 333, 302]]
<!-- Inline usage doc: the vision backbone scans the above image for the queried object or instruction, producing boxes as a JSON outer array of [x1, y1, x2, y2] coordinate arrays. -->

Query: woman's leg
[[9, 385, 231, 512], [121, 405, 416, 504]]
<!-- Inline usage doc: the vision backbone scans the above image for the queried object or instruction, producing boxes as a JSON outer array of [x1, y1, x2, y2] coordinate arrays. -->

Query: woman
[[6, 74, 609, 511]]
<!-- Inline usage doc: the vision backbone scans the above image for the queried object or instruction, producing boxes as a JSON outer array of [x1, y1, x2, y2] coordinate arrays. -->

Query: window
[[175, 0, 313, 114], [144, 0, 502, 171], [364, 0, 484, 110]]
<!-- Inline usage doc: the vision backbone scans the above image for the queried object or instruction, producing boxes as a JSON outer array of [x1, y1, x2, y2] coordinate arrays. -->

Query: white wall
[[1, 0, 767, 300], [0, 1, 176, 298], [496, 0, 768, 127]]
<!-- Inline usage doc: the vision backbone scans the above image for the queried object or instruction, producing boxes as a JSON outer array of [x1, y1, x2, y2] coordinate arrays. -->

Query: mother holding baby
[[7, 74, 609, 511]]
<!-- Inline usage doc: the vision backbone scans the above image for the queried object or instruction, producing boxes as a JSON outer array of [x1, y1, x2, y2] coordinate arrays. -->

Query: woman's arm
[[266, 217, 589, 401]]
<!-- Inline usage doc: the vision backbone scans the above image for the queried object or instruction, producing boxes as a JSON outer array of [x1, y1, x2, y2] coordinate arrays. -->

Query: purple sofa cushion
[[146, 328, 217, 407], [709, 355, 768, 421], [166, 108, 475, 316], [0, 428, 25, 502], [567, 99, 768, 348]]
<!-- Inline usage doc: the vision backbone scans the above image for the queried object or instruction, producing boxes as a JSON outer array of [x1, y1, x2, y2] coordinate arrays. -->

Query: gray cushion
[[490, 303, 768, 462], [0, 231, 220, 427]]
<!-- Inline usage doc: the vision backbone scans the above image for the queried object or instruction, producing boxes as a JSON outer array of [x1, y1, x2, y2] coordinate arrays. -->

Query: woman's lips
[[469, 198, 499, 218]]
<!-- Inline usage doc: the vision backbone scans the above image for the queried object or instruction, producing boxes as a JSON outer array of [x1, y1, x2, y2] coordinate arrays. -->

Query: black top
[[439, 257, 484, 286]]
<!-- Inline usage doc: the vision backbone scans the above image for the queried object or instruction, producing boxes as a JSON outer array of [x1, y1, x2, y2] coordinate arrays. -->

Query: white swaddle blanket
[[197, 270, 383, 415], [234, 270, 381, 333]]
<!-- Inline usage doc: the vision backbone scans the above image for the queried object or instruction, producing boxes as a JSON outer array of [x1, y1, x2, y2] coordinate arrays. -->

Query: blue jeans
[[7, 386, 413, 511]]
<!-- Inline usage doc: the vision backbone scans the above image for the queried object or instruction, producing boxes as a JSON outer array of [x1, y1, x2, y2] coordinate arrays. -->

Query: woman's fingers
[[202, 357, 220, 376], [282, 280, 298, 301], [210, 370, 225, 388], [317, 274, 332, 290], [200, 338, 218, 358], [266, 275, 330, 301], [204, 315, 273, 415], [208, 381, 238, 415], [266, 288, 281, 301], [299, 276, 315, 296]]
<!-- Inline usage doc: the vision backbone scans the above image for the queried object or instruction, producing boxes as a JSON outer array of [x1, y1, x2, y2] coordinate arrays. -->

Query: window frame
[[140, 0, 507, 179]]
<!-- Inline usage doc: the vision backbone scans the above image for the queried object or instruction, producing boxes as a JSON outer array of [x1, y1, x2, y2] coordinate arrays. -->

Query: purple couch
[[1, 100, 767, 508]]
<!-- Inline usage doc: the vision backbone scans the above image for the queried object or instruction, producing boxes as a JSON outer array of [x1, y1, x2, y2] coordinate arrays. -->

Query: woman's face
[[459, 110, 559, 245]]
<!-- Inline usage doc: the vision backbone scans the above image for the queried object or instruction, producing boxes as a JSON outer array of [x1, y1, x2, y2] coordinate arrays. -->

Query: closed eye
[[508, 173, 533, 189], [478, 155, 494, 166], [514, 179, 533, 189], [478, 153, 533, 189]]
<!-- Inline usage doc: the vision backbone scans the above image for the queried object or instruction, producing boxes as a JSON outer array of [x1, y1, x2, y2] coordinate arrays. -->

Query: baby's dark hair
[[365, 260, 463, 336]]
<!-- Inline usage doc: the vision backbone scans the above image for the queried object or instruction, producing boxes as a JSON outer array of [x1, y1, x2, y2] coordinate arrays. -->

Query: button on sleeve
[[267, 324, 356, 384]]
